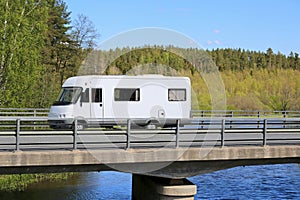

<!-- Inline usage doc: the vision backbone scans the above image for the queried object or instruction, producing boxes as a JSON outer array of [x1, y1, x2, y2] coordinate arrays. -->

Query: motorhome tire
[[72, 121, 86, 130]]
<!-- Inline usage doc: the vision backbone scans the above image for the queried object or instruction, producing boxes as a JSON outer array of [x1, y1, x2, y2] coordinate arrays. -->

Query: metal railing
[[0, 117, 299, 152], [0, 108, 49, 118], [1, 108, 300, 118], [191, 110, 300, 118]]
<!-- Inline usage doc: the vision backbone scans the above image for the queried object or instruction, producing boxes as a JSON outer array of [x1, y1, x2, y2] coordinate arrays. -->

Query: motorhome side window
[[92, 88, 102, 102], [168, 89, 186, 101], [81, 88, 89, 103], [114, 88, 140, 101]]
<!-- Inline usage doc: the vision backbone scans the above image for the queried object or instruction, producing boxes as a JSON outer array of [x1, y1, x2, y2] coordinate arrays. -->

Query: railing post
[[175, 119, 180, 148], [16, 119, 20, 151], [126, 119, 131, 149], [33, 109, 37, 130], [221, 119, 225, 147], [263, 119, 267, 146], [73, 119, 78, 150]]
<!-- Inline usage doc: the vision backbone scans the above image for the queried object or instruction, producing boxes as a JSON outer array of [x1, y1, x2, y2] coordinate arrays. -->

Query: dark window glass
[[114, 88, 140, 101], [81, 88, 89, 103], [53, 87, 82, 105], [92, 88, 102, 103]]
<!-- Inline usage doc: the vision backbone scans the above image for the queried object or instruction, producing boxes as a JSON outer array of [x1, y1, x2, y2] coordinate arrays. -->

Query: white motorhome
[[48, 75, 191, 129]]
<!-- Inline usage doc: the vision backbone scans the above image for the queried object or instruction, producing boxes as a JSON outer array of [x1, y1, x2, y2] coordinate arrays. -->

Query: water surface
[[0, 164, 299, 200]]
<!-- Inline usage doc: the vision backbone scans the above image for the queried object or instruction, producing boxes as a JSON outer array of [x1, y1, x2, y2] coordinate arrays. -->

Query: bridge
[[0, 109, 299, 199]]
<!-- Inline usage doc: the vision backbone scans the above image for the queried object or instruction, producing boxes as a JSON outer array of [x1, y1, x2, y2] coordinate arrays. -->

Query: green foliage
[[221, 68, 300, 111], [0, 0, 98, 108], [210, 48, 300, 71], [0, 0, 48, 107], [0, 173, 76, 192]]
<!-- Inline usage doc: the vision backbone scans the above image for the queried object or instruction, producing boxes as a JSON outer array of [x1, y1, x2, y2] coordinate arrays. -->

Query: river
[[0, 164, 299, 200]]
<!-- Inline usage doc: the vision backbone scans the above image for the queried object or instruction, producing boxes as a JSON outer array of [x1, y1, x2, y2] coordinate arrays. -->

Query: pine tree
[[42, 0, 72, 74], [266, 48, 273, 68], [34, 0, 72, 107]]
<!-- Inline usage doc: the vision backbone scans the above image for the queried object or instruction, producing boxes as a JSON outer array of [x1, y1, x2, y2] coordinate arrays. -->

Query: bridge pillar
[[132, 174, 197, 200]]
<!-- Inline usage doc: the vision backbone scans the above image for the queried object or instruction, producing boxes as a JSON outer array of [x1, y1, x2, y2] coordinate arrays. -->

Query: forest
[[0, 0, 299, 111]]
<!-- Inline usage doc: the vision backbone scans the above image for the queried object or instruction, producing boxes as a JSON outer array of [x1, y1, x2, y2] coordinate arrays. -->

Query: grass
[[0, 173, 76, 192]]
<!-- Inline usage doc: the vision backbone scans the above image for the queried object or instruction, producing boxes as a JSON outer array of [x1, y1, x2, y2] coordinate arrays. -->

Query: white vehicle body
[[48, 75, 191, 129]]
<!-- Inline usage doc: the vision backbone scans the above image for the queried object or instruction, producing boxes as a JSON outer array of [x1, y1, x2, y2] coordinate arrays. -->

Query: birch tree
[[0, 0, 48, 107]]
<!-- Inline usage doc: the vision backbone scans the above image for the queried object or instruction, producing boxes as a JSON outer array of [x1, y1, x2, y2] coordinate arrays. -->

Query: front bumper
[[48, 118, 74, 129]]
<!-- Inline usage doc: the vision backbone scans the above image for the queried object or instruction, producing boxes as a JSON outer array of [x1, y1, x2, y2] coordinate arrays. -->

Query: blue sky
[[64, 0, 299, 55]]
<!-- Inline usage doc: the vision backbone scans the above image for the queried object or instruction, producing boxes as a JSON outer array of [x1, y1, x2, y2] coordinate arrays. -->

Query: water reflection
[[0, 172, 132, 200]]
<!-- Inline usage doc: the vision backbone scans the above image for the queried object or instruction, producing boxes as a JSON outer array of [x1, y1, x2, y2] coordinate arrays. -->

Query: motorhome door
[[90, 87, 103, 118]]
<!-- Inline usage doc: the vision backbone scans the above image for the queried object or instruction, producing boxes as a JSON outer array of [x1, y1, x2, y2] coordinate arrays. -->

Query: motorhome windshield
[[53, 87, 82, 105]]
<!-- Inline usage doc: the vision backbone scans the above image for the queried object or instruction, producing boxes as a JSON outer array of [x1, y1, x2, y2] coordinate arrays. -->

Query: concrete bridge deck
[[0, 145, 299, 177]]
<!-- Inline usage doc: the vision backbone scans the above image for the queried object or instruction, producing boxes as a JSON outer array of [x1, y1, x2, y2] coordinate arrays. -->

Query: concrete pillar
[[132, 174, 197, 200]]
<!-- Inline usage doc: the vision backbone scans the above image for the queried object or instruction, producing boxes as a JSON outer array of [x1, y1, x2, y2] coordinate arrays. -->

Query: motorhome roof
[[68, 75, 189, 80]]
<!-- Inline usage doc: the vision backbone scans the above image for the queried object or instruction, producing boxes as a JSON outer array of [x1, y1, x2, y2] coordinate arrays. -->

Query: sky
[[64, 0, 300, 55]]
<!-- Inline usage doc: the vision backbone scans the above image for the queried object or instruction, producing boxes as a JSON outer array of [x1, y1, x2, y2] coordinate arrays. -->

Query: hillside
[[78, 47, 300, 111]]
